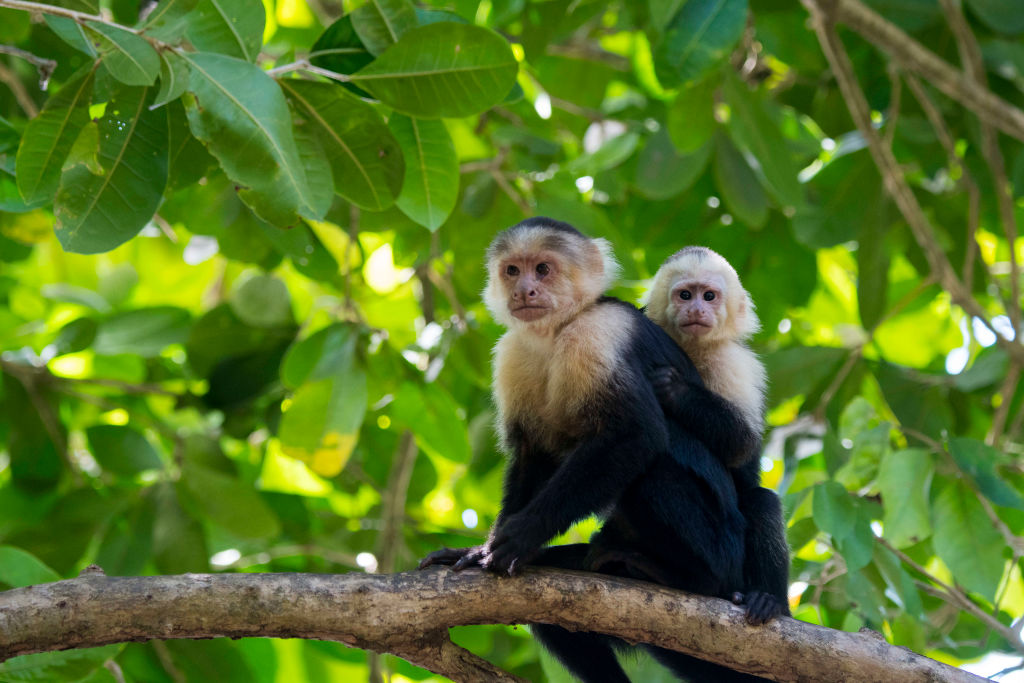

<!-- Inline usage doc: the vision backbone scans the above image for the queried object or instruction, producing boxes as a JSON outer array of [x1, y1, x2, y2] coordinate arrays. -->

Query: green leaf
[[186, 0, 265, 62], [722, 75, 803, 209], [154, 50, 190, 107], [634, 130, 711, 200], [280, 79, 403, 211], [965, 0, 1024, 36], [152, 483, 208, 573], [390, 382, 471, 463], [350, 0, 417, 56], [64, 121, 102, 175], [954, 348, 1009, 391], [15, 68, 94, 205], [1, 372, 63, 492], [95, 498, 155, 576], [0, 545, 61, 587], [310, 14, 373, 97], [569, 131, 639, 175], [949, 438, 1024, 510], [54, 86, 169, 253], [281, 323, 358, 389], [44, 16, 97, 57], [85, 424, 164, 476], [931, 479, 1004, 600], [93, 306, 191, 356], [856, 220, 889, 331], [877, 448, 933, 547], [667, 76, 718, 153], [350, 22, 519, 118], [230, 273, 294, 328], [182, 52, 321, 226], [181, 463, 281, 540], [140, 0, 199, 42], [813, 482, 873, 571], [390, 114, 458, 231], [712, 132, 767, 227], [0, 646, 123, 682], [654, 0, 747, 86], [85, 22, 160, 86], [53, 317, 98, 355]]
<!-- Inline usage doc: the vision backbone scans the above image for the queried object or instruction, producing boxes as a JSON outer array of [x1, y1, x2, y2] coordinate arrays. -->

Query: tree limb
[[0, 568, 985, 682], [826, 0, 1024, 143]]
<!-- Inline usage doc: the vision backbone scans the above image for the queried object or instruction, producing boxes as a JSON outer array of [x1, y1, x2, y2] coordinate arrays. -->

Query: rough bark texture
[[0, 568, 984, 683]]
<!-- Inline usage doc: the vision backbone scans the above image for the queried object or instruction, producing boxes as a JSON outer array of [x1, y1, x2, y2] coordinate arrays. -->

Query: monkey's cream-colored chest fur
[[492, 304, 632, 452]]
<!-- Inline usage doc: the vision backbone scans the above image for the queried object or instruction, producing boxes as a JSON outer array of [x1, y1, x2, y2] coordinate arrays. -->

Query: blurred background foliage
[[0, 0, 1023, 680]]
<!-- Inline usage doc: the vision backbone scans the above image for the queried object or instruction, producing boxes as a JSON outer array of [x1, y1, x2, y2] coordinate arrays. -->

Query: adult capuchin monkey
[[645, 246, 790, 625], [420, 218, 768, 683]]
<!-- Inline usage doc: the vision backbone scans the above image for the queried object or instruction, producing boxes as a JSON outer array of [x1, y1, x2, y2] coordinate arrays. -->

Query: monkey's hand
[[481, 514, 542, 576], [417, 545, 487, 571], [731, 591, 788, 625], [649, 365, 688, 411]]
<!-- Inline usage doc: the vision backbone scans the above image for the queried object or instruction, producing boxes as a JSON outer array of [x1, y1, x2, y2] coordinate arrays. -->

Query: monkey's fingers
[[452, 548, 487, 571], [733, 591, 786, 625], [418, 546, 475, 570]]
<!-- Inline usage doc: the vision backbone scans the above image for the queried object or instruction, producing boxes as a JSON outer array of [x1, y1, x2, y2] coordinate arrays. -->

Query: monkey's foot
[[731, 590, 787, 625], [417, 545, 485, 571]]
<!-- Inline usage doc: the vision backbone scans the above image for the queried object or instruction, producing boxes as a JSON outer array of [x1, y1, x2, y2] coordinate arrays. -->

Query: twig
[[939, 0, 1022, 337], [0, 61, 38, 116], [800, 0, 1024, 367], [376, 431, 418, 574], [0, 44, 55, 90], [989, 363, 1021, 446], [0, 0, 111, 27], [266, 58, 351, 83], [877, 537, 1024, 655], [827, 0, 1024, 142]]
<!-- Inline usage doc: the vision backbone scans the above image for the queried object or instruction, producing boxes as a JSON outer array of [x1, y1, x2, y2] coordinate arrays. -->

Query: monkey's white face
[[668, 272, 727, 340], [497, 251, 562, 322]]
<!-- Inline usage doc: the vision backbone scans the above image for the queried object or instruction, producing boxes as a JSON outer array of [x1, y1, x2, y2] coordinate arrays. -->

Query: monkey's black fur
[[422, 297, 767, 682], [651, 366, 791, 625]]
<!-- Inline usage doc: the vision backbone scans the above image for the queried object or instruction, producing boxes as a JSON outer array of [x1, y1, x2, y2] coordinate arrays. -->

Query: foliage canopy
[[0, 0, 1023, 680]]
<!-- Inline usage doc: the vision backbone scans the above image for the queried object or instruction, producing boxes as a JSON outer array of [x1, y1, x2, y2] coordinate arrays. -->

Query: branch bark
[[0, 568, 985, 683]]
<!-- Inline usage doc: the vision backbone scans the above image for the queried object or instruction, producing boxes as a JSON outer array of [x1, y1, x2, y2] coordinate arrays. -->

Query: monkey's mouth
[[511, 305, 550, 321], [681, 321, 712, 335]]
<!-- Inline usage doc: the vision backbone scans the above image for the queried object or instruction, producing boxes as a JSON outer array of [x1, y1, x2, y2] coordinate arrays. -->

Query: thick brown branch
[[0, 568, 985, 682]]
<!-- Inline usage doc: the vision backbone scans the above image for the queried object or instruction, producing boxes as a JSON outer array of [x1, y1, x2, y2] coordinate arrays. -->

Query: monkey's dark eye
[[536, 263, 550, 276], [506, 265, 519, 276], [678, 290, 691, 300], [704, 291, 716, 301]]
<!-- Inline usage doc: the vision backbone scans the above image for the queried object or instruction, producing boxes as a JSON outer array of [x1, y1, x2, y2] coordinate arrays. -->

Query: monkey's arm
[[732, 486, 791, 624], [650, 366, 760, 468], [419, 428, 556, 571], [483, 399, 665, 574]]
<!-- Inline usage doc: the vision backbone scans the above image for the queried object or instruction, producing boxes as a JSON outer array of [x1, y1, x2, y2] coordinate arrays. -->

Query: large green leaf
[[965, 0, 1024, 35], [931, 479, 1005, 600], [181, 463, 281, 540], [85, 424, 164, 476], [182, 52, 320, 226], [390, 114, 458, 231], [154, 50, 190, 107], [350, 0, 417, 56], [350, 22, 518, 118], [15, 68, 94, 205], [949, 438, 1024, 510], [877, 448, 933, 548], [0, 545, 60, 587], [44, 16, 97, 57], [712, 132, 767, 228], [633, 129, 711, 200], [186, 0, 265, 62], [93, 306, 191, 356], [666, 76, 718, 153], [812, 481, 873, 572], [85, 21, 160, 86], [54, 86, 169, 254], [390, 382, 471, 463], [280, 79, 403, 211], [0, 646, 123, 682], [654, 0, 747, 86], [723, 75, 803, 210], [310, 14, 374, 97], [140, 0, 199, 41]]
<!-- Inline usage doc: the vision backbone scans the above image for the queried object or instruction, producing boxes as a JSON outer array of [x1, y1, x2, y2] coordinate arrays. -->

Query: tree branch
[[0, 568, 985, 682], [826, 0, 1024, 143]]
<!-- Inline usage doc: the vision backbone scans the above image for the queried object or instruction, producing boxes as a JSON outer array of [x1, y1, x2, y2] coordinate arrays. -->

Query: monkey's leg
[[735, 486, 790, 625], [530, 545, 632, 683], [643, 646, 771, 683]]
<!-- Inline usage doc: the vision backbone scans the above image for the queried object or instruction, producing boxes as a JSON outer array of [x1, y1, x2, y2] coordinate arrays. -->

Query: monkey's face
[[667, 271, 727, 342], [496, 251, 563, 322]]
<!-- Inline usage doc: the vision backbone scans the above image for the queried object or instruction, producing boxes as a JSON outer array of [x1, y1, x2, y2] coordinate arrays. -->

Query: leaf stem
[[266, 58, 351, 83]]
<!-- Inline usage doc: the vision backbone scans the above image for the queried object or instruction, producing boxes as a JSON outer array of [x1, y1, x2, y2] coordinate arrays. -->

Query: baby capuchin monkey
[[420, 218, 766, 683], [646, 246, 790, 624]]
